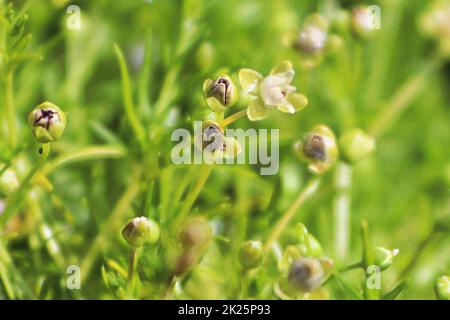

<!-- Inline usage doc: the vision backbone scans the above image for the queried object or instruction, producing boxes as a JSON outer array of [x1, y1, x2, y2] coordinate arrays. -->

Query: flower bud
[[28, 102, 67, 143], [288, 257, 325, 292], [295, 14, 328, 55], [0, 168, 19, 194], [419, 0, 450, 57], [122, 216, 160, 248], [351, 6, 378, 39], [294, 125, 338, 174], [239, 240, 263, 270], [203, 75, 237, 112], [179, 217, 212, 249], [194, 121, 241, 160], [435, 275, 450, 300], [339, 128, 375, 163], [373, 247, 399, 271]]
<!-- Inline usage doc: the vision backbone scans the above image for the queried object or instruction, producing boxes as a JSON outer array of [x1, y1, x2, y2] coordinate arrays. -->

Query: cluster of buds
[[172, 217, 212, 277], [122, 216, 160, 248], [293, 125, 338, 174], [28, 102, 67, 143], [239, 240, 264, 270]]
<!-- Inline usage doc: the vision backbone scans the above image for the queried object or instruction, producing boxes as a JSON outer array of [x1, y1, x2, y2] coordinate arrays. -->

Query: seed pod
[[373, 247, 399, 271], [339, 128, 375, 163], [178, 217, 212, 250], [122, 216, 160, 248], [28, 102, 67, 143], [288, 257, 325, 292], [435, 275, 450, 300], [239, 240, 264, 270], [203, 75, 237, 112], [294, 125, 338, 174]]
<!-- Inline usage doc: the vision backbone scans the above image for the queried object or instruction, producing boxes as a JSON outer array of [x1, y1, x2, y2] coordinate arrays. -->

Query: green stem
[[339, 261, 363, 273], [399, 228, 436, 279], [175, 164, 212, 225], [42, 145, 126, 175], [114, 43, 147, 149], [219, 109, 247, 127], [0, 144, 50, 226], [0, 239, 35, 299], [368, 55, 442, 138], [264, 177, 321, 252], [80, 172, 141, 284], [333, 162, 352, 260], [360, 220, 380, 300], [4, 71, 16, 148]]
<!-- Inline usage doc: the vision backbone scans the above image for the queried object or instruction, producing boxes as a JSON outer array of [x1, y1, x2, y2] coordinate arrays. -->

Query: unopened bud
[[435, 275, 450, 300], [239, 240, 264, 270], [203, 75, 237, 112], [288, 257, 325, 292], [294, 125, 338, 174], [179, 217, 212, 249], [295, 14, 328, 55], [339, 128, 375, 163], [28, 102, 67, 143], [122, 216, 160, 248], [373, 247, 399, 271]]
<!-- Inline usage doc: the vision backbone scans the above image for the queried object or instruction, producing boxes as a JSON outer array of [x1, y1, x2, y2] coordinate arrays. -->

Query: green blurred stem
[[333, 162, 352, 260], [360, 220, 380, 300], [339, 261, 363, 273], [154, 66, 180, 118], [80, 172, 141, 284], [239, 270, 250, 299], [0, 239, 35, 299], [4, 71, 16, 148], [368, 54, 442, 138], [175, 164, 212, 224], [42, 145, 126, 175], [114, 43, 147, 149], [264, 178, 321, 252], [399, 227, 436, 279], [0, 144, 50, 226], [127, 248, 136, 283], [219, 109, 247, 127]]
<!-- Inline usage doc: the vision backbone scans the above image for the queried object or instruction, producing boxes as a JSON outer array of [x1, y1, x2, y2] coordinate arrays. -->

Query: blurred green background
[[0, 0, 449, 299]]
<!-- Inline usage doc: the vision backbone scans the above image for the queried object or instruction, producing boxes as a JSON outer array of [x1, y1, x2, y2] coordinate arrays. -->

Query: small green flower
[[238, 61, 308, 121], [435, 275, 450, 300], [288, 257, 325, 292], [203, 75, 238, 112], [28, 101, 67, 143], [373, 247, 399, 271], [293, 125, 338, 174], [339, 128, 376, 163], [122, 216, 160, 248], [239, 240, 264, 270]]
